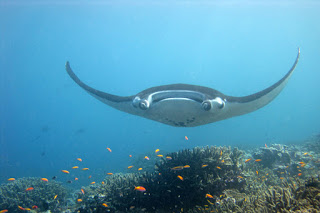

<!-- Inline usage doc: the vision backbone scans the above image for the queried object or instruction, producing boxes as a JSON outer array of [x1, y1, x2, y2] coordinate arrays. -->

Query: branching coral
[[192, 176, 320, 213]]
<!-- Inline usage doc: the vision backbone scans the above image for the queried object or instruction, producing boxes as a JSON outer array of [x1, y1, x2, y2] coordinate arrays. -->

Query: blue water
[[1, 1, 320, 187]]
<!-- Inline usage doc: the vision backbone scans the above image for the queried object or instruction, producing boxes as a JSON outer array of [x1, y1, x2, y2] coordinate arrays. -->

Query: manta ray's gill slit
[[164, 117, 196, 127]]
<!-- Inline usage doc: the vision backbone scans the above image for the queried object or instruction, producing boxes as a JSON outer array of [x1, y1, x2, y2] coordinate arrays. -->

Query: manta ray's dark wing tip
[[296, 47, 300, 63], [65, 61, 70, 71], [287, 47, 300, 74], [65, 61, 81, 84]]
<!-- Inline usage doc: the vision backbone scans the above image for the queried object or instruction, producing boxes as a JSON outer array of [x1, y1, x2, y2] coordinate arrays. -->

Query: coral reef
[[253, 144, 292, 168], [0, 177, 68, 213], [188, 176, 320, 213], [75, 146, 245, 212], [2, 136, 320, 212], [251, 142, 319, 180], [73, 138, 320, 212]]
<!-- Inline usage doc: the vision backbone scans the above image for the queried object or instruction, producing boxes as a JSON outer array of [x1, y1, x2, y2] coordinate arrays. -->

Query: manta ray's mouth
[[135, 91, 226, 112], [132, 90, 224, 111], [150, 90, 206, 104]]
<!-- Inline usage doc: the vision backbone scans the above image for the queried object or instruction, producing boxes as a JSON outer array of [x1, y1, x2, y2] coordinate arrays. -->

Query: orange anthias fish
[[216, 166, 221, 170], [102, 203, 108, 207], [26, 187, 34, 191], [61, 170, 70, 174], [41, 178, 48, 182], [183, 165, 190, 169], [0, 210, 8, 213], [298, 173, 302, 176], [171, 166, 184, 171], [245, 159, 252, 163], [18, 206, 25, 211], [155, 149, 160, 153], [201, 164, 208, 168], [157, 155, 163, 157], [129, 155, 132, 157], [134, 186, 146, 192], [128, 166, 134, 169], [77, 199, 82, 202], [81, 189, 85, 194], [185, 136, 189, 140], [7, 178, 15, 181], [207, 199, 214, 205], [107, 173, 113, 175], [106, 147, 112, 152], [237, 176, 243, 179], [72, 166, 79, 169], [77, 158, 82, 162], [205, 194, 214, 199], [299, 162, 305, 165], [90, 182, 95, 184], [144, 156, 150, 160], [166, 156, 172, 160], [32, 205, 38, 209], [255, 159, 262, 162], [220, 150, 223, 156], [82, 168, 89, 171], [75, 177, 79, 180], [54, 195, 58, 199], [256, 171, 259, 175], [177, 175, 184, 181], [138, 168, 143, 171], [265, 143, 268, 148]]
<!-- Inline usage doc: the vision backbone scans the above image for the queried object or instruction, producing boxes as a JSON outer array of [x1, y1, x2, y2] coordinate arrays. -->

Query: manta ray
[[66, 48, 300, 127]]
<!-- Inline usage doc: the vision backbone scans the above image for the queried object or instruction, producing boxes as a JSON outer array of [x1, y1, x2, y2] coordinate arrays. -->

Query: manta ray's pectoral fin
[[224, 48, 300, 118], [65, 62, 136, 114]]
